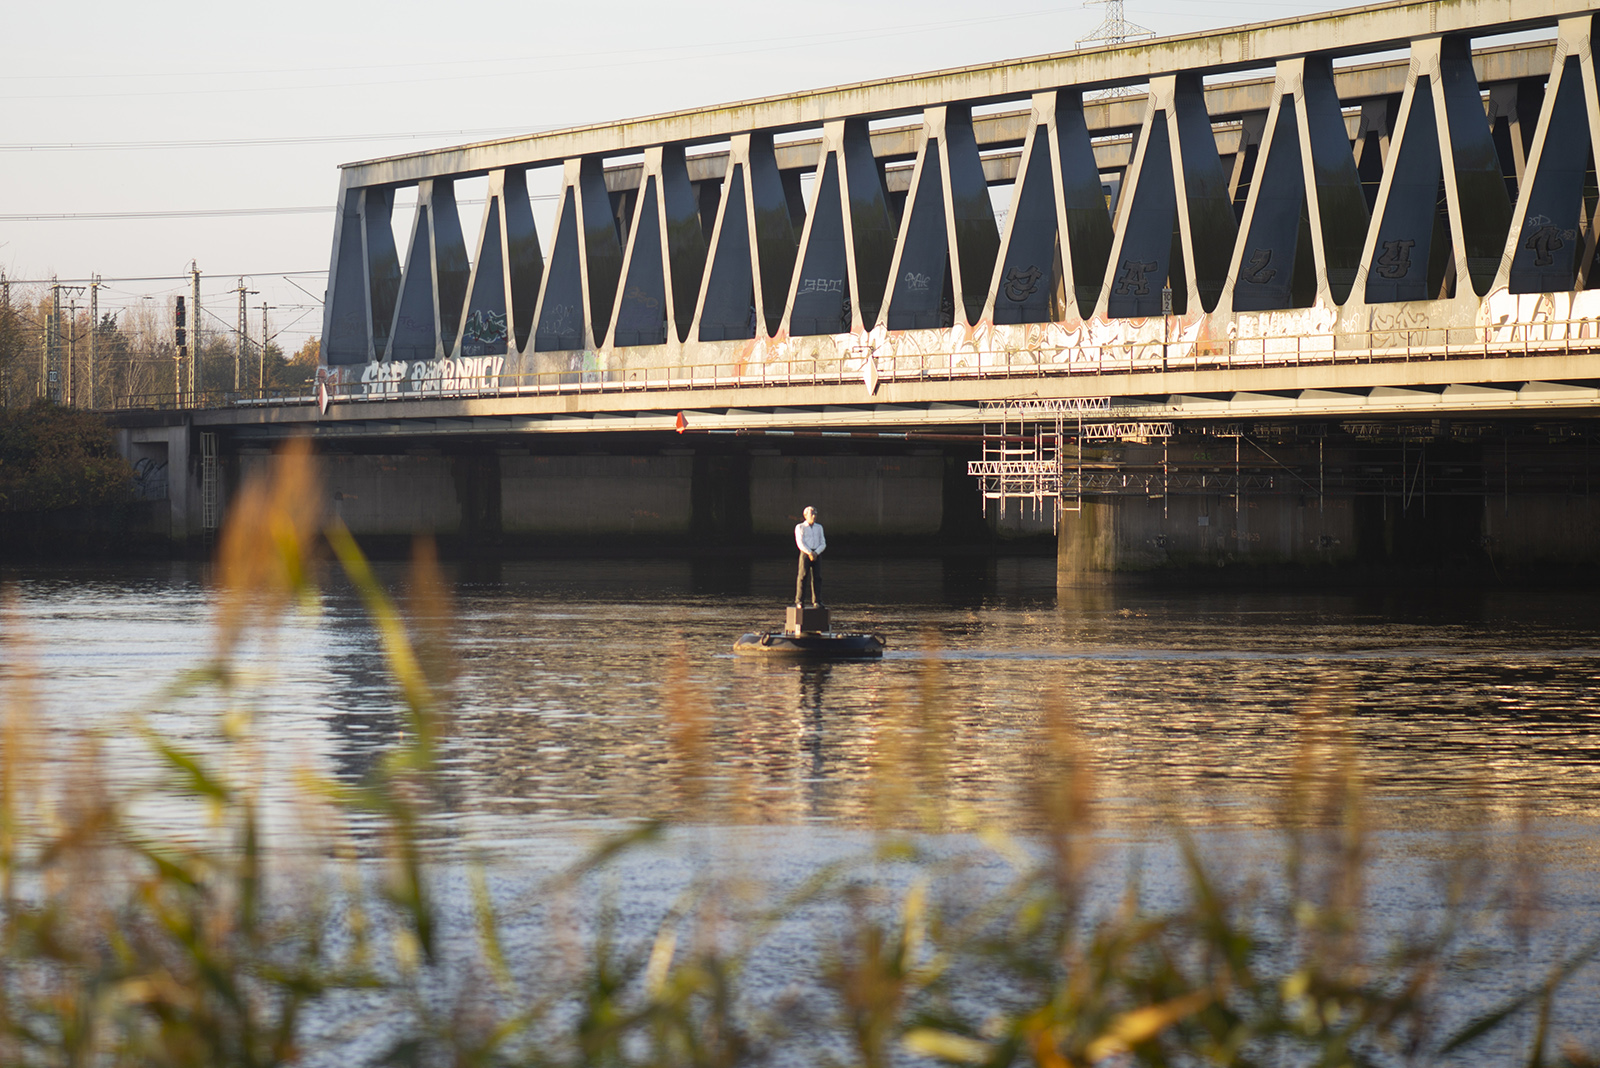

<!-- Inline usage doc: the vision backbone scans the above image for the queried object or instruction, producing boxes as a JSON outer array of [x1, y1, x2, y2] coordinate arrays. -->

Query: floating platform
[[732, 631, 886, 658], [732, 605, 886, 658]]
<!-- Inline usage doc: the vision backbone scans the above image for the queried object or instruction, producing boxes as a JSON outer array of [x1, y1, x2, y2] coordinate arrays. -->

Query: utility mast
[[88, 277, 99, 409], [260, 301, 270, 391], [174, 295, 187, 407], [45, 281, 60, 402], [1077, 0, 1154, 47], [0, 271, 9, 405], [189, 262, 202, 402], [235, 277, 257, 393], [65, 292, 79, 406]]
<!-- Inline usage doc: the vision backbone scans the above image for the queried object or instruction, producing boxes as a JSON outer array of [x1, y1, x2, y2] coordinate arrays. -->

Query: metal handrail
[[101, 317, 1600, 413]]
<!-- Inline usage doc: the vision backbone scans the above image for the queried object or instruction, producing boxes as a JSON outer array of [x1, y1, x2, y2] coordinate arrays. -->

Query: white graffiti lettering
[[360, 356, 506, 397]]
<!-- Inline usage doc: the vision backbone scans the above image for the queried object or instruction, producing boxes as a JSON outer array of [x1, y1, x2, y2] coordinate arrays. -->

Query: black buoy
[[732, 606, 886, 659]]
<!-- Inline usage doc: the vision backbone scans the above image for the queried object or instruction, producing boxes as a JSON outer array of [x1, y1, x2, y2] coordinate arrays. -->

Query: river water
[[4, 555, 1600, 1057]]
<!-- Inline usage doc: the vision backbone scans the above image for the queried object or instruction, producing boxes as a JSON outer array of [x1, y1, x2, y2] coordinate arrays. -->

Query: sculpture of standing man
[[794, 505, 826, 607]]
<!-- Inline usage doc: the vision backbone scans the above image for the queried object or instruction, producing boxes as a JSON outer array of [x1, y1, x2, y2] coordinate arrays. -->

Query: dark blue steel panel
[[1109, 117, 1177, 319], [1173, 74, 1237, 313], [390, 205, 437, 362], [842, 119, 895, 328], [750, 134, 799, 337], [461, 199, 508, 357], [326, 193, 369, 365], [791, 155, 850, 336], [614, 177, 669, 346], [1057, 92, 1114, 315], [363, 187, 401, 359], [1439, 36, 1512, 296], [1510, 57, 1588, 294], [579, 158, 624, 346], [1303, 58, 1368, 304], [886, 142, 949, 330], [1234, 98, 1304, 312], [994, 125, 1059, 325], [1365, 79, 1442, 304], [502, 168, 544, 353], [429, 182, 470, 356], [700, 164, 755, 342], [946, 107, 1001, 325], [661, 146, 708, 344], [535, 188, 585, 351]]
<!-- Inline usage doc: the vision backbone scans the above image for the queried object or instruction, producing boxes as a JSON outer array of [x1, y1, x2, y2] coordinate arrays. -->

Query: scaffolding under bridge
[[966, 399, 1174, 528]]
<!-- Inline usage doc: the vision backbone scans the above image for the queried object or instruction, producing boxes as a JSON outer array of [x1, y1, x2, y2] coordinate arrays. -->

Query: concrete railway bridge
[[111, 0, 1600, 580]]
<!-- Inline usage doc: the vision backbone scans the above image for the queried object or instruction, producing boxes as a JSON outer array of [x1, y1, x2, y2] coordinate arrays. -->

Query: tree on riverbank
[[0, 401, 132, 512]]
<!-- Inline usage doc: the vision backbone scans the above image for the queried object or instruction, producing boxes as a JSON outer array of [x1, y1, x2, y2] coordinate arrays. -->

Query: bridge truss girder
[[320, 0, 1600, 396]]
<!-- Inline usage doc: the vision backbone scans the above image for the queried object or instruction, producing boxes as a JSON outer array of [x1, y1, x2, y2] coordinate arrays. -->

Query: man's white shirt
[[795, 521, 827, 556]]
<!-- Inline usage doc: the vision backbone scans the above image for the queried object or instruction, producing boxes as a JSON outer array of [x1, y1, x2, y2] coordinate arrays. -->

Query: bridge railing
[[101, 317, 1600, 412]]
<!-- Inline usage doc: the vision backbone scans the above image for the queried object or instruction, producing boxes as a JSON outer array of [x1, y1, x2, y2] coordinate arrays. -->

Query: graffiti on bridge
[[357, 356, 507, 396], [132, 457, 169, 501]]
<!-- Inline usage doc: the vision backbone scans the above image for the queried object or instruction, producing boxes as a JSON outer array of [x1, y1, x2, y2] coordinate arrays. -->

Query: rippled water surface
[[8, 555, 1600, 835], [9, 556, 1600, 1057]]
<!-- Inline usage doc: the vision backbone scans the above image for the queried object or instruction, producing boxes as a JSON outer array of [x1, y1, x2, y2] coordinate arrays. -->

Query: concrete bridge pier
[[111, 417, 204, 546]]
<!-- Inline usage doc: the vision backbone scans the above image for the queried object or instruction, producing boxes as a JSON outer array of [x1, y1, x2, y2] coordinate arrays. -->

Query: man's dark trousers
[[795, 554, 821, 606]]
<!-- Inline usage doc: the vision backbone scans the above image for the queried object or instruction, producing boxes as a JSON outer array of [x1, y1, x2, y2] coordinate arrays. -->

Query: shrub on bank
[[0, 401, 133, 513]]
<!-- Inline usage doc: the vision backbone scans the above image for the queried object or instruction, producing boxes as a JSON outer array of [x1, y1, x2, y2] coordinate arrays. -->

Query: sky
[[0, 0, 1359, 355]]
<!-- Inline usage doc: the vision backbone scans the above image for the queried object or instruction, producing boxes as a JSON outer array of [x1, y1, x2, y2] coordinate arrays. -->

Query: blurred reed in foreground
[[1, 439, 1597, 1067]]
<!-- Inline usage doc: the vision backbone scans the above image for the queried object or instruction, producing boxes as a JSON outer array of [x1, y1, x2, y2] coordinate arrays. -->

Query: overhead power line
[[0, 9, 1082, 103], [2, 195, 548, 223], [1, 207, 333, 222], [0, 126, 553, 153]]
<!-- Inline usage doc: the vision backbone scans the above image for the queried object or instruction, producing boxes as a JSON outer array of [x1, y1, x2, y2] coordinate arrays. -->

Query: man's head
[[803, 506, 817, 524]]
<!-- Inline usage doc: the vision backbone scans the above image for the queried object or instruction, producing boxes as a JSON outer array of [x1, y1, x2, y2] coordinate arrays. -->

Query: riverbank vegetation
[[0, 401, 132, 514], [2, 439, 1597, 1066]]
